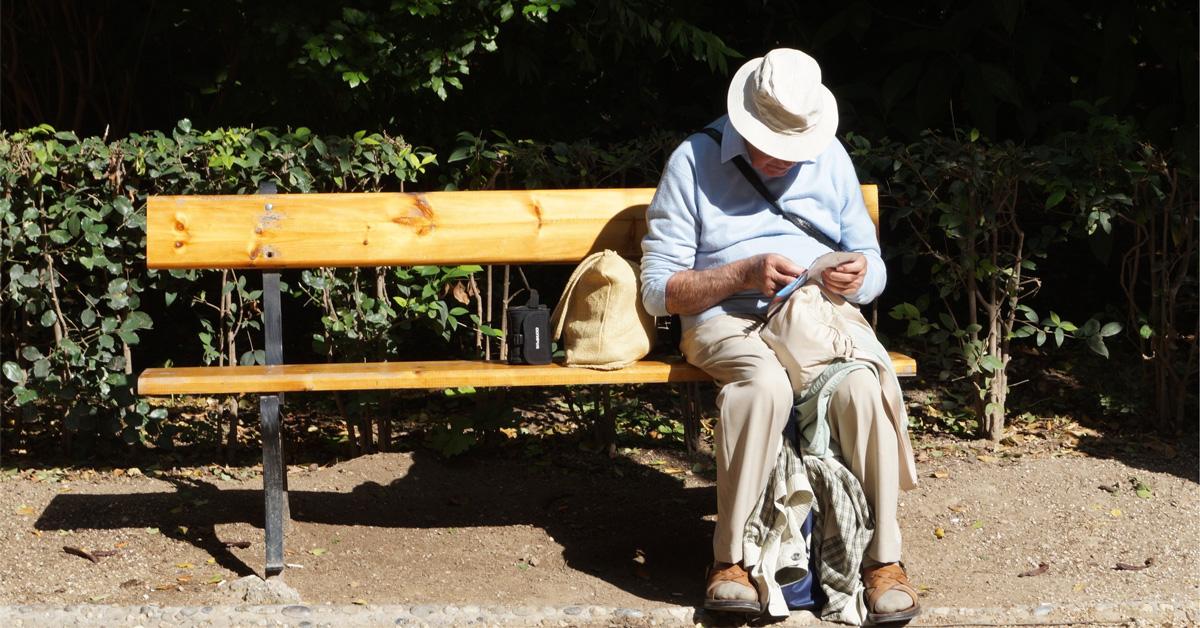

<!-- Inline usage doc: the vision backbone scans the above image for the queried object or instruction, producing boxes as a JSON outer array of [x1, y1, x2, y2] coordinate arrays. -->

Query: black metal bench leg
[[683, 382, 702, 454], [261, 393, 285, 577]]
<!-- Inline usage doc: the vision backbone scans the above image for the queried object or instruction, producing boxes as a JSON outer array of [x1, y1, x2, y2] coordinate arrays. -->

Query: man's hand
[[664, 253, 805, 315], [742, 253, 806, 296], [822, 253, 867, 295]]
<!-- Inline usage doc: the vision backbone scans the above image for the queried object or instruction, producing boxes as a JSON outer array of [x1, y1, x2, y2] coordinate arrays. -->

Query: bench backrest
[[146, 186, 879, 270]]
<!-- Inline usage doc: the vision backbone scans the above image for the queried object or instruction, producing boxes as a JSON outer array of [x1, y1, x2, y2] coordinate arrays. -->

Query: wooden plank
[[138, 351, 915, 396], [138, 358, 709, 395], [862, 183, 880, 240], [147, 189, 653, 269], [145, 185, 881, 270], [890, 351, 916, 377]]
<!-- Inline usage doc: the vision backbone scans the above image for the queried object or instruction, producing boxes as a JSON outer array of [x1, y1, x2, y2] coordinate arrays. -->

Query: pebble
[[282, 605, 311, 618], [411, 605, 437, 618]]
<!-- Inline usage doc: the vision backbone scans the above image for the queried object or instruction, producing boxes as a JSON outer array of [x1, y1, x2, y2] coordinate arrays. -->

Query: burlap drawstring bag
[[551, 250, 655, 370]]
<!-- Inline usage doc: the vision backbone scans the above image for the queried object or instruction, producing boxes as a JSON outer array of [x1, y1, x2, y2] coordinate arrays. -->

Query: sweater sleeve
[[829, 140, 887, 304], [640, 145, 699, 317]]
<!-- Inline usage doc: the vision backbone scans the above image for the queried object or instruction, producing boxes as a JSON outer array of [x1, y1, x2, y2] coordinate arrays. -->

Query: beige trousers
[[681, 310, 904, 566]]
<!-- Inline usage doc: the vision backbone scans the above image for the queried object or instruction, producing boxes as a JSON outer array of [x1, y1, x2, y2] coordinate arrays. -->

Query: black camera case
[[506, 290, 552, 365]]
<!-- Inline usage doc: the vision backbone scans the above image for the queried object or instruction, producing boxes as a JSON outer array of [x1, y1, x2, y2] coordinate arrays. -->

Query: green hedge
[[3, 116, 1194, 448], [1, 122, 434, 445]]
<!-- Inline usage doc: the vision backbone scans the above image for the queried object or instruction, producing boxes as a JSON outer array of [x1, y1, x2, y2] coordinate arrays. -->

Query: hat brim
[[726, 56, 839, 162]]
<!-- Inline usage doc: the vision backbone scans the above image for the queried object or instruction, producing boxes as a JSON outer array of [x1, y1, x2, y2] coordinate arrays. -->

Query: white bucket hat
[[726, 48, 839, 162]]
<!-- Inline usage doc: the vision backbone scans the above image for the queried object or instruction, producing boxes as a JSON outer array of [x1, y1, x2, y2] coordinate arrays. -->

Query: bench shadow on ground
[[34, 442, 734, 610]]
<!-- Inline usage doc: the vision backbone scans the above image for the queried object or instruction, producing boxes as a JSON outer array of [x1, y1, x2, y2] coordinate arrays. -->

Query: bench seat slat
[[138, 353, 917, 396]]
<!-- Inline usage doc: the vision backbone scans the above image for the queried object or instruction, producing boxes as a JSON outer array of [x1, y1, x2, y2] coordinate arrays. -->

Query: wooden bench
[[138, 184, 914, 576]]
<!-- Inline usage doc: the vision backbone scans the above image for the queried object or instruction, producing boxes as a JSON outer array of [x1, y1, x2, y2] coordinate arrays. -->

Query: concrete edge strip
[[0, 600, 1196, 626]]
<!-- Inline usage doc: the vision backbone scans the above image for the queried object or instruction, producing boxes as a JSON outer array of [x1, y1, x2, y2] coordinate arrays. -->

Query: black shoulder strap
[[696, 127, 842, 252]]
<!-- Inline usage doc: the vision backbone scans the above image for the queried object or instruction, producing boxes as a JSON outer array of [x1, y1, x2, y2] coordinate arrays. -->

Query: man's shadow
[[35, 445, 716, 605]]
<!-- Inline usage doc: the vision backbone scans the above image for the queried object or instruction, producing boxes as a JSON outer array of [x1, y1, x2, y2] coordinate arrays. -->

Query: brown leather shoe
[[703, 562, 763, 614], [862, 562, 921, 624]]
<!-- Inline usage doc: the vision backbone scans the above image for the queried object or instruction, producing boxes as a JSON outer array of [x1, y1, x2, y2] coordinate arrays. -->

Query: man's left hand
[[822, 253, 867, 296]]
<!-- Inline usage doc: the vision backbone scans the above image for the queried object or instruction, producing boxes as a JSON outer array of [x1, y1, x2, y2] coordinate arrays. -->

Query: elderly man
[[640, 49, 920, 623]]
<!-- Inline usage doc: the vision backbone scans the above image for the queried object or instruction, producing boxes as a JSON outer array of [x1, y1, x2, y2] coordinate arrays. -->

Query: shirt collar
[[720, 118, 748, 164]]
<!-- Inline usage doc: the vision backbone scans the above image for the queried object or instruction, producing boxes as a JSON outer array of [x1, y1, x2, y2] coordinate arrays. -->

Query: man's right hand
[[741, 253, 805, 297], [665, 253, 805, 316]]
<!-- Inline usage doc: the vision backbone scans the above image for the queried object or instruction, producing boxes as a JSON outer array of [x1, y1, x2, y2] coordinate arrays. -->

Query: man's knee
[[830, 369, 895, 440], [719, 363, 792, 428], [833, 369, 882, 404], [743, 365, 792, 405]]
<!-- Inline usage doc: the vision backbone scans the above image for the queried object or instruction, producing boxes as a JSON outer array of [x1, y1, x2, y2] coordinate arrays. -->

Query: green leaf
[[32, 359, 50, 379], [1138, 324, 1153, 339], [1086, 334, 1109, 358], [3, 361, 27, 385], [121, 311, 153, 332], [980, 355, 1004, 373], [1100, 322, 1122, 337], [1044, 190, 1066, 210], [39, 310, 57, 328], [447, 146, 474, 163], [113, 196, 134, 216], [889, 302, 920, 320], [13, 386, 38, 405]]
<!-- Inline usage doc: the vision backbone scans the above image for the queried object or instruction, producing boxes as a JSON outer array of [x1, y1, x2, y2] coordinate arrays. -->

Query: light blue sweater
[[639, 117, 886, 329]]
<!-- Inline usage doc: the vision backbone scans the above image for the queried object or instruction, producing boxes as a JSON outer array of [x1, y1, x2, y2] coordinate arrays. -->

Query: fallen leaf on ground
[[1130, 477, 1153, 499], [931, 470, 949, 479], [222, 540, 251, 549], [176, 575, 192, 584], [1114, 558, 1154, 571], [934, 527, 945, 539], [308, 548, 327, 556], [89, 595, 107, 602], [176, 562, 193, 569], [207, 574, 223, 584], [63, 546, 98, 563], [153, 583, 175, 591], [352, 599, 367, 605], [971, 520, 985, 529], [1109, 508, 1122, 517], [1098, 483, 1120, 493], [114, 542, 128, 549], [1018, 562, 1050, 577], [119, 579, 142, 589], [976, 455, 999, 463], [1073, 582, 1086, 592], [15, 505, 35, 516]]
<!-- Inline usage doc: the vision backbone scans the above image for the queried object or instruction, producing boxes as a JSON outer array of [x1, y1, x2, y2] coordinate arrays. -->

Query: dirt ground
[[1, 418, 1197, 615]]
